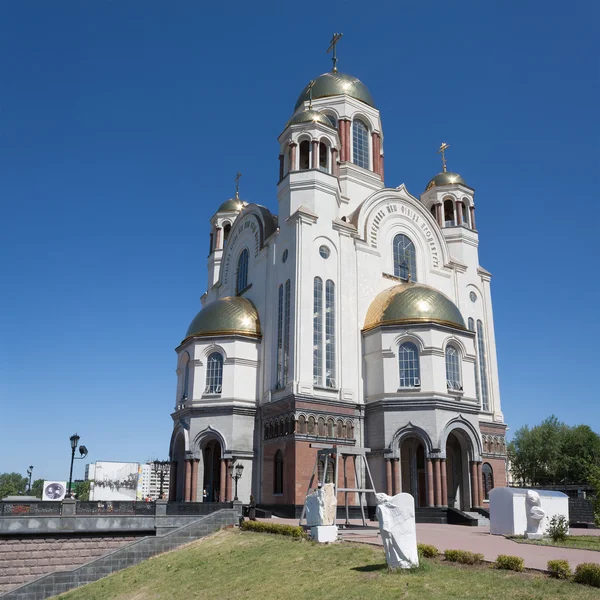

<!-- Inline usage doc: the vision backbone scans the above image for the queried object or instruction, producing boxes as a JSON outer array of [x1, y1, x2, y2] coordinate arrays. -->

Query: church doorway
[[445, 431, 470, 510], [202, 440, 222, 502], [400, 436, 427, 507]]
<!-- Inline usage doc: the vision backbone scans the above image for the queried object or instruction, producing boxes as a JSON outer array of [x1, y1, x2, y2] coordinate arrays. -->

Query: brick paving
[[265, 517, 600, 571]]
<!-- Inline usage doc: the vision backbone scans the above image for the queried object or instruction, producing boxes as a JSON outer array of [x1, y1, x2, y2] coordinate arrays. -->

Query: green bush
[[495, 555, 524, 572], [573, 563, 600, 588], [547, 559, 571, 580], [443, 549, 484, 565], [417, 543, 438, 558], [546, 514, 569, 542], [240, 520, 307, 539]]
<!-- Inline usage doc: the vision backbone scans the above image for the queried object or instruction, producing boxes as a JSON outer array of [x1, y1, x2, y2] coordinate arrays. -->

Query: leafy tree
[[30, 479, 44, 499], [73, 480, 91, 501], [0, 473, 29, 498]]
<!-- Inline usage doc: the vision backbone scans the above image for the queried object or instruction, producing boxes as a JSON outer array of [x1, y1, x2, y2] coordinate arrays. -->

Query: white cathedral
[[167, 52, 508, 521]]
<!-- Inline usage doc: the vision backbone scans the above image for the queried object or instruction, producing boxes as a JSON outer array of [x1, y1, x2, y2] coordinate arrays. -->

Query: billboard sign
[[42, 481, 67, 501], [89, 462, 140, 501]]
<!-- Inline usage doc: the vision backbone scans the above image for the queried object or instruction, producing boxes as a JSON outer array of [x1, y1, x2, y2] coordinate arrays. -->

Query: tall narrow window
[[352, 119, 370, 169], [482, 463, 494, 499], [276, 284, 284, 388], [273, 451, 283, 494], [236, 249, 249, 293], [223, 223, 232, 243], [393, 234, 417, 281], [182, 352, 190, 399], [461, 201, 469, 227], [299, 140, 310, 170], [313, 277, 323, 386], [444, 199, 455, 227], [319, 142, 328, 171], [398, 342, 420, 387], [445, 345, 462, 391], [283, 280, 291, 385], [205, 352, 223, 394], [325, 280, 336, 388], [476, 320, 490, 411], [468, 318, 481, 403]]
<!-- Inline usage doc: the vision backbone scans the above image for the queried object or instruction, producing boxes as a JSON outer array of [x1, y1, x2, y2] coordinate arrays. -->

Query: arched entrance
[[171, 433, 186, 502], [445, 431, 471, 510], [400, 436, 427, 507], [202, 440, 222, 502]]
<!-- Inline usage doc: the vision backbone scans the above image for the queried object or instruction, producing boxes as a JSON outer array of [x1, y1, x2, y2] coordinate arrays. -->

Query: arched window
[[297, 415, 306, 434], [274, 451, 284, 494], [327, 418, 334, 437], [307, 416, 316, 435], [205, 352, 223, 394], [430, 205, 436, 219], [461, 201, 469, 227], [182, 352, 190, 399], [443, 199, 455, 227], [223, 223, 232, 244], [352, 119, 370, 169], [468, 318, 481, 403], [289, 416, 295, 434], [284, 280, 291, 384], [346, 420, 354, 440], [393, 234, 417, 282], [476, 320, 490, 411], [325, 114, 337, 129], [313, 277, 323, 386], [398, 342, 420, 387], [445, 345, 462, 391], [318, 417, 326, 437], [325, 280, 336, 388], [319, 142, 328, 171], [482, 463, 494, 499], [236, 249, 249, 293], [299, 140, 310, 170], [264, 424, 269, 440]]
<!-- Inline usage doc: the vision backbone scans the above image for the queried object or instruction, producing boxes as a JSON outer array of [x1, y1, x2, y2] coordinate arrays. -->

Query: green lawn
[[55, 530, 599, 600], [509, 535, 600, 552]]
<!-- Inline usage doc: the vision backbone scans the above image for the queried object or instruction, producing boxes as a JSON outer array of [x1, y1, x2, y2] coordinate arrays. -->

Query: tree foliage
[[508, 416, 600, 486], [74, 479, 91, 501], [31, 479, 44, 499], [0, 472, 29, 498]]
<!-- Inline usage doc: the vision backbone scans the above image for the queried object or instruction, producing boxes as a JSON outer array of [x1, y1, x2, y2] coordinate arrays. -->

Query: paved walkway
[[265, 517, 600, 571]]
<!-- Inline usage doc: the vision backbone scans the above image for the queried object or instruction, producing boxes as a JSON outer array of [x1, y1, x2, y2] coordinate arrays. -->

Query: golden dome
[[286, 109, 334, 129], [294, 72, 375, 111], [425, 172, 467, 192], [183, 296, 261, 343], [364, 283, 466, 332], [217, 198, 244, 213]]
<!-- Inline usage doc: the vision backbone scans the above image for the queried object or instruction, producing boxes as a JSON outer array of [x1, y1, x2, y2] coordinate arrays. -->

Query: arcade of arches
[[385, 429, 488, 510]]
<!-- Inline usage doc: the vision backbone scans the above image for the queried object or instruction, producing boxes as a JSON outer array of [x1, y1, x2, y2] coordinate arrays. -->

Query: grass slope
[[509, 535, 600, 552], [56, 530, 598, 600]]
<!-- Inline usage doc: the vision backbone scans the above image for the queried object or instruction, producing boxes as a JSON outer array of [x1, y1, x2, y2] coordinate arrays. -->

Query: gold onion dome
[[364, 283, 466, 332], [217, 198, 245, 213], [183, 296, 261, 343], [294, 72, 375, 111], [425, 172, 467, 192], [286, 109, 334, 128]]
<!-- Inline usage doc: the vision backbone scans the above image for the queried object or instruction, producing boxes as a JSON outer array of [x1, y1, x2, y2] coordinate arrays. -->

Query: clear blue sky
[[1, 1, 598, 482]]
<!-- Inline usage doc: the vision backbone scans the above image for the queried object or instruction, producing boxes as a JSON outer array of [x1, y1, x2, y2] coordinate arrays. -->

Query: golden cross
[[327, 33, 343, 73], [307, 79, 316, 109], [234, 172, 242, 199], [438, 142, 450, 173]]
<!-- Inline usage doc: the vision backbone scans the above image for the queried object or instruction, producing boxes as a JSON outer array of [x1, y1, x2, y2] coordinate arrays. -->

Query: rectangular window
[[325, 280, 336, 388], [313, 278, 323, 386], [477, 320, 490, 411], [283, 280, 291, 386], [276, 285, 284, 388]]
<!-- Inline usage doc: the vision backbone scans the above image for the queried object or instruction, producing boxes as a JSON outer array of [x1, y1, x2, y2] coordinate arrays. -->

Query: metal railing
[[76, 501, 156, 516], [166, 502, 233, 516], [0, 501, 62, 516]]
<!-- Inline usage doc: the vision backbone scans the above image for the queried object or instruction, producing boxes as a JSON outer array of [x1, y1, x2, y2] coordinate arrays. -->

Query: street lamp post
[[68, 434, 89, 498], [27, 466, 34, 494], [152, 460, 170, 500], [228, 461, 244, 501]]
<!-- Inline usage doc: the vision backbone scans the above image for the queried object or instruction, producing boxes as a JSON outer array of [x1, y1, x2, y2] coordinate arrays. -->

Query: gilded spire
[[438, 142, 450, 173], [327, 33, 343, 73], [234, 172, 242, 199]]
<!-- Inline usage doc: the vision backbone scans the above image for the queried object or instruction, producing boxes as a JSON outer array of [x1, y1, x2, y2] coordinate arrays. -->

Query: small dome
[[425, 172, 467, 192], [364, 283, 466, 332], [286, 109, 334, 129], [183, 296, 261, 343], [294, 72, 375, 111], [217, 198, 245, 213]]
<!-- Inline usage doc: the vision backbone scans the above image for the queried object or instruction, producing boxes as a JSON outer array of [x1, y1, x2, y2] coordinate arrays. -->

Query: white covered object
[[489, 488, 569, 536], [375, 492, 419, 569], [304, 483, 337, 526], [310, 525, 338, 543]]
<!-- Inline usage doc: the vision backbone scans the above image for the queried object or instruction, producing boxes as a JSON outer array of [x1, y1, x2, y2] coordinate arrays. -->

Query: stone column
[[371, 133, 380, 174], [440, 459, 448, 507], [470, 461, 479, 509], [312, 140, 319, 169], [225, 459, 232, 502], [331, 148, 338, 177], [470, 206, 477, 230], [344, 120, 351, 162], [219, 459, 227, 503], [433, 458, 442, 507], [392, 459, 400, 495], [290, 143, 297, 171], [278, 154, 284, 180], [385, 459, 393, 496], [380, 153, 385, 182], [457, 201, 463, 225], [191, 459, 199, 502], [426, 459, 434, 507], [477, 462, 484, 507], [339, 120, 347, 162], [215, 227, 222, 250], [184, 459, 192, 503], [169, 461, 177, 502], [436, 203, 443, 227]]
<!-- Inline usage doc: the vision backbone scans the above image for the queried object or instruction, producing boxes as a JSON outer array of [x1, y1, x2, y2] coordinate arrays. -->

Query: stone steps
[[464, 511, 490, 526]]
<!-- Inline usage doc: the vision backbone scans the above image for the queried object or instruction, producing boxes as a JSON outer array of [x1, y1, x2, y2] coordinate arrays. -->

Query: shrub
[[546, 514, 569, 542], [240, 520, 307, 539], [573, 563, 600, 588], [443, 549, 484, 565], [495, 555, 524, 572], [547, 559, 571, 580], [417, 543, 438, 558]]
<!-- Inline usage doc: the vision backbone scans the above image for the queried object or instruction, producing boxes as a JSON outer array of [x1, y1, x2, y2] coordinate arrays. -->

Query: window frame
[[205, 352, 224, 395], [398, 342, 420, 388], [393, 234, 417, 282], [352, 119, 370, 170], [236, 248, 249, 294], [445, 344, 462, 391]]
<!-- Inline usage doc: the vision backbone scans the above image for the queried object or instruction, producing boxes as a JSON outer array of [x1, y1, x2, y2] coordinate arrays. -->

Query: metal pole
[[234, 475, 239, 501], [68, 447, 76, 498]]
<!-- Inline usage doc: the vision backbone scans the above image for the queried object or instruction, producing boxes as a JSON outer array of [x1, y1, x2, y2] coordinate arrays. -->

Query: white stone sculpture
[[304, 483, 337, 526], [525, 490, 546, 539], [375, 492, 419, 569]]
